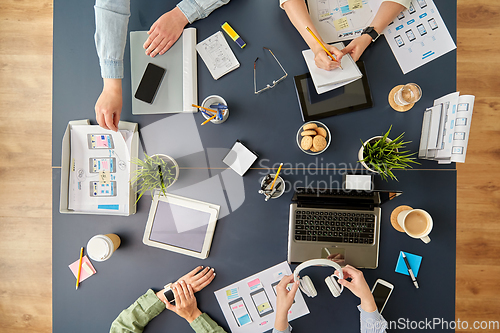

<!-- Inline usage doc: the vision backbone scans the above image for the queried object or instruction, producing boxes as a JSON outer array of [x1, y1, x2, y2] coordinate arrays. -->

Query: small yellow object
[[221, 22, 246, 48]]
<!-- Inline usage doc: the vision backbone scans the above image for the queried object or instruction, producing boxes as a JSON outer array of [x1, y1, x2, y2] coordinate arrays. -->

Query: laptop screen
[[292, 188, 402, 210]]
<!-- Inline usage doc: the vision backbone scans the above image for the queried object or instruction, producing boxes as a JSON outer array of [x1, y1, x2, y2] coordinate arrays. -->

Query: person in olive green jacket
[[109, 266, 226, 333]]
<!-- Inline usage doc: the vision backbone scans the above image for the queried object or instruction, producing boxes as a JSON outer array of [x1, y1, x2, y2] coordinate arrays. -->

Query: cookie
[[303, 123, 318, 131], [313, 135, 327, 151], [300, 136, 313, 150], [310, 146, 320, 152], [316, 127, 327, 138], [301, 130, 317, 136]]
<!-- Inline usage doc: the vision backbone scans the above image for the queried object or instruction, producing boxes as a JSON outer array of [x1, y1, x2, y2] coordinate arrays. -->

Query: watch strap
[[362, 26, 380, 42]]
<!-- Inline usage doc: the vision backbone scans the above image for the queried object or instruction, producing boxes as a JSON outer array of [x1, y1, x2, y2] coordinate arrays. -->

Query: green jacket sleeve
[[110, 289, 166, 333], [190, 313, 227, 333]]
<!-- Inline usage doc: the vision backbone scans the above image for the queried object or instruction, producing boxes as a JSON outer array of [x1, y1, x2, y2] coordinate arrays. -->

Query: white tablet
[[143, 193, 220, 259]]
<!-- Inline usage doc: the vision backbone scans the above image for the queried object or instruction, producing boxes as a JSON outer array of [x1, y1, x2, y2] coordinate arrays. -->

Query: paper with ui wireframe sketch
[[382, 0, 456, 74], [214, 261, 309, 333], [302, 42, 362, 94], [196, 31, 240, 80]]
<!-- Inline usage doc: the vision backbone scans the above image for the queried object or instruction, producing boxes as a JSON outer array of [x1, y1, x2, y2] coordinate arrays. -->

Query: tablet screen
[[149, 200, 211, 253], [294, 61, 373, 121]]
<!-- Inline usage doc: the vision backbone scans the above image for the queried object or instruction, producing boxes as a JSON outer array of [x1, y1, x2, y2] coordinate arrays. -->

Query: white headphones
[[293, 259, 344, 298]]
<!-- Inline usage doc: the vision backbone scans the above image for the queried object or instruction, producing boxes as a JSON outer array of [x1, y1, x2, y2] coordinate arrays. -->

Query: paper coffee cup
[[87, 234, 121, 261]]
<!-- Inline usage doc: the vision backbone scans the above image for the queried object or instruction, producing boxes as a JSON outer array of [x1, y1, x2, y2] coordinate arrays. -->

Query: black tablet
[[294, 61, 373, 121]]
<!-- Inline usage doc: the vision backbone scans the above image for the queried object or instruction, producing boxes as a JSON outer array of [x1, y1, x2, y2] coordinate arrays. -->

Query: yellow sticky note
[[333, 17, 350, 31], [348, 0, 363, 10], [226, 290, 231, 296], [99, 170, 110, 185]]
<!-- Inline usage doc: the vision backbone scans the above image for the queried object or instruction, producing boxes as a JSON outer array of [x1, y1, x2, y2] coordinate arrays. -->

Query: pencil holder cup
[[200, 95, 229, 124], [260, 174, 285, 200]]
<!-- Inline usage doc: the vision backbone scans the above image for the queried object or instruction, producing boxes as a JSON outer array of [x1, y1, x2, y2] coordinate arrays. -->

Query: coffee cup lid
[[87, 236, 111, 261]]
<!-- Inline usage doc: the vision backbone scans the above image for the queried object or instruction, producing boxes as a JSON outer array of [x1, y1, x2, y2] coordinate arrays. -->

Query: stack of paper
[[196, 31, 240, 80], [419, 92, 475, 164], [302, 42, 362, 94]]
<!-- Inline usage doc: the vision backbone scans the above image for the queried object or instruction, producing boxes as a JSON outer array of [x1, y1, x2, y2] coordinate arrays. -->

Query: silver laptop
[[287, 188, 402, 269]]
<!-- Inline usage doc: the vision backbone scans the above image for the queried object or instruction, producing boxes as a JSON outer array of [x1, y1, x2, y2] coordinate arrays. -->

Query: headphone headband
[[293, 259, 344, 281]]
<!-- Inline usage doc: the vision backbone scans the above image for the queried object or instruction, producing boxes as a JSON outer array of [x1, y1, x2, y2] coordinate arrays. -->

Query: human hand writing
[[143, 7, 188, 58], [176, 266, 215, 293], [314, 44, 343, 71], [95, 78, 122, 132]]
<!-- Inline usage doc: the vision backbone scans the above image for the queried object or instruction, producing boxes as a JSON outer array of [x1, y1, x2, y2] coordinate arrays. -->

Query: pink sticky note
[[69, 255, 96, 283]]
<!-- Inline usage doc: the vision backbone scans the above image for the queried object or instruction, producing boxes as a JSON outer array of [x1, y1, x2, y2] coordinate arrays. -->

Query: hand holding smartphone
[[371, 279, 394, 314]]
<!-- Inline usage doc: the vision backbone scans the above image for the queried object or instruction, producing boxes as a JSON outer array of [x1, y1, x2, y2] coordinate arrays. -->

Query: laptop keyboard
[[293, 210, 376, 244]]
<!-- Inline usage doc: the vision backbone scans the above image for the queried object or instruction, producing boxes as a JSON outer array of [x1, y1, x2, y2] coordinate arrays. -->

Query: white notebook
[[302, 42, 362, 94], [196, 31, 240, 80], [130, 28, 197, 115]]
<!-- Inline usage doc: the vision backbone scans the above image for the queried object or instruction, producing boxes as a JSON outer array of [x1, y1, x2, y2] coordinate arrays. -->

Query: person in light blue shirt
[[94, 0, 230, 132], [274, 265, 388, 333]]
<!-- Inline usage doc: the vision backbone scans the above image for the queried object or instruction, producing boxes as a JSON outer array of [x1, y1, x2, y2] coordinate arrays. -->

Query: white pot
[[358, 136, 395, 173], [151, 154, 179, 188]]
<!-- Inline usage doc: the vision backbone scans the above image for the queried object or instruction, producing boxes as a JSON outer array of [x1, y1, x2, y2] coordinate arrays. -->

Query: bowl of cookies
[[296, 121, 331, 155]]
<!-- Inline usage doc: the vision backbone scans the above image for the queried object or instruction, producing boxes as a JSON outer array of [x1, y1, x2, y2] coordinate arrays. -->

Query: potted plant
[[358, 126, 419, 181], [131, 154, 179, 202]]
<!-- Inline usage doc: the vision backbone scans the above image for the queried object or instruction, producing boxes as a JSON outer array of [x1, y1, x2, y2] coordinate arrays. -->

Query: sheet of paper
[[196, 31, 240, 80], [433, 92, 460, 160], [69, 255, 96, 282], [382, 0, 456, 74], [448, 95, 474, 163], [302, 42, 362, 94], [68, 126, 132, 214], [214, 261, 309, 333], [307, 0, 378, 43]]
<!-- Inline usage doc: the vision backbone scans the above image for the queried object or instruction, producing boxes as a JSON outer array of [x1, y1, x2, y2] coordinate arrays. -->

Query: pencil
[[270, 163, 283, 190], [192, 104, 225, 115], [305, 26, 342, 69], [76, 247, 84, 290], [201, 115, 216, 125]]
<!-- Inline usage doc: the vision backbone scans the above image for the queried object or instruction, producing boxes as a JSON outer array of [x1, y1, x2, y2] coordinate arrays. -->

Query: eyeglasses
[[254, 47, 288, 94]]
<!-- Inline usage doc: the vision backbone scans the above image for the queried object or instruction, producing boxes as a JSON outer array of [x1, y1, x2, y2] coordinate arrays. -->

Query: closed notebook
[[196, 31, 240, 80], [130, 28, 197, 114], [302, 42, 362, 94]]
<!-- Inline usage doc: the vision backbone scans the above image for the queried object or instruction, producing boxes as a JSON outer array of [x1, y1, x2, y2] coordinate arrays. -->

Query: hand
[[337, 265, 377, 312], [95, 78, 122, 132], [176, 266, 216, 293], [143, 7, 189, 58], [274, 275, 299, 332], [313, 44, 343, 71], [164, 281, 203, 323], [342, 34, 372, 62]]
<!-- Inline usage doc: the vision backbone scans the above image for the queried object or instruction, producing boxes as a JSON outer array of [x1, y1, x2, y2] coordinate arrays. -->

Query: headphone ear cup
[[325, 274, 343, 297], [300, 275, 317, 298]]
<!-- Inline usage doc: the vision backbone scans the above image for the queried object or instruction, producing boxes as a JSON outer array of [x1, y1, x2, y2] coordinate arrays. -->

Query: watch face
[[164, 289, 176, 305]]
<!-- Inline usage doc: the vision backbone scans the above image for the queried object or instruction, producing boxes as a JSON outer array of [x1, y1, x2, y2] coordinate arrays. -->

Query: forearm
[[177, 0, 230, 23], [274, 311, 290, 332], [94, 0, 130, 79], [190, 313, 228, 333], [282, 0, 325, 54], [370, 1, 407, 34], [359, 305, 387, 333]]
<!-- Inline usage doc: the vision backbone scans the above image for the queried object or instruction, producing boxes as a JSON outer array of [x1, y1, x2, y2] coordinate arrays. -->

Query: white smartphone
[[371, 279, 394, 314]]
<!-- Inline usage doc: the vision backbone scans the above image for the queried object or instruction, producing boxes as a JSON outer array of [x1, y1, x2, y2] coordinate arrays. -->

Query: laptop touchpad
[[321, 247, 346, 265]]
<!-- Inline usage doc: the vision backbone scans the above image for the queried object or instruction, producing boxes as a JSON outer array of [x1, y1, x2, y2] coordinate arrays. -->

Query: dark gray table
[[52, 0, 457, 332]]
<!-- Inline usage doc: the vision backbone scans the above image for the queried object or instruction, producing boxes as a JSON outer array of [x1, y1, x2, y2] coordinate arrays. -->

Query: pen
[[192, 104, 225, 115], [402, 252, 419, 289], [76, 247, 84, 290], [305, 26, 343, 69]]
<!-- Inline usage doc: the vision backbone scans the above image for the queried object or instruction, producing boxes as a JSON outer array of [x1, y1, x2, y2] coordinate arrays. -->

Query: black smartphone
[[134, 63, 166, 104]]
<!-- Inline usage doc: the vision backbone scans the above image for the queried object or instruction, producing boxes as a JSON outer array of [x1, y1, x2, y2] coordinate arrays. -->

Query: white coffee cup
[[397, 209, 433, 243], [87, 234, 121, 261]]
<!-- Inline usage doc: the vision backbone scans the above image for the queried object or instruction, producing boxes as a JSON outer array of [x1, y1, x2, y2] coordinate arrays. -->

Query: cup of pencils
[[259, 163, 286, 201], [199, 95, 229, 124]]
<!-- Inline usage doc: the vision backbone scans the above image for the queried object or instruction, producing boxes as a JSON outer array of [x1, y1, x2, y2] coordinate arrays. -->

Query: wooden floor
[[0, 0, 498, 332]]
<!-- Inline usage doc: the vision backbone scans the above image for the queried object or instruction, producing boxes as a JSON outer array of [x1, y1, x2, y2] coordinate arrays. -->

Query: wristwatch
[[163, 283, 175, 305], [362, 26, 380, 42]]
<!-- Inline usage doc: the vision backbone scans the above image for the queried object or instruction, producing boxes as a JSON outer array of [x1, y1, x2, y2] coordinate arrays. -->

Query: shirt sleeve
[[94, 0, 130, 79], [272, 324, 293, 333], [358, 306, 388, 333], [190, 313, 228, 333], [109, 289, 166, 333], [177, 0, 230, 24]]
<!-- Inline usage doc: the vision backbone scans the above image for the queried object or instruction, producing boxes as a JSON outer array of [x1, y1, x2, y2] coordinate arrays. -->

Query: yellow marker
[[221, 22, 246, 48]]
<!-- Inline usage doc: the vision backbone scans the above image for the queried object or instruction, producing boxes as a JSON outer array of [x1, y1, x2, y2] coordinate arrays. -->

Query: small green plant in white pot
[[131, 154, 179, 203], [358, 126, 419, 181]]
